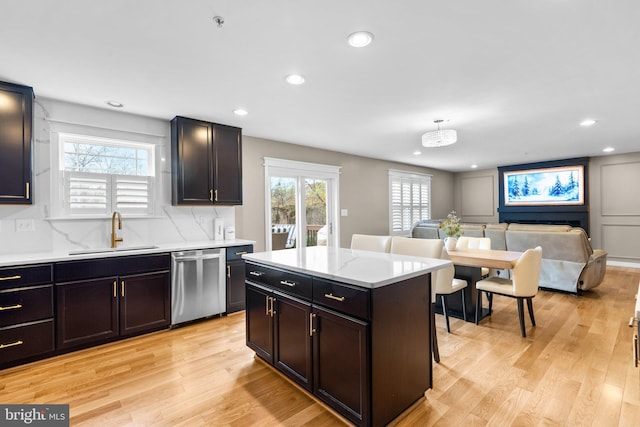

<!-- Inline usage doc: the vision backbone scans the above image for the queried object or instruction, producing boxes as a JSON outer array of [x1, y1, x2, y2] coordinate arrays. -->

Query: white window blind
[[389, 170, 431, 235], [54, 133, 155, 217]]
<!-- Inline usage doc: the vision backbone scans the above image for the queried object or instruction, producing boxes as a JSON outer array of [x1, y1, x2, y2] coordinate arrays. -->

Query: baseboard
[[607, 260, 640, 269]]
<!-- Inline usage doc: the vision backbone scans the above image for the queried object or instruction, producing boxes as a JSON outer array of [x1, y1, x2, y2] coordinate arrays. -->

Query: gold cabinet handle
[[0, 340, 24, 350], [280, 280, 296, 287], [249, 271, 264, 277], [309, 313, 316, 336], [324, 293, 345, 302], [0, 275, 21, 282], [214, 189, 218, 201], [121, 281, 125, 297], [235, 251, 248, 255], [209, 189, 213, 202], [265, 295, 270, 316], [227, 265, 231, 279], [270, 296, 276, 316], [26, 182, 30, 199], [113, 281, 117, 297], [0, 304, 23, 311]]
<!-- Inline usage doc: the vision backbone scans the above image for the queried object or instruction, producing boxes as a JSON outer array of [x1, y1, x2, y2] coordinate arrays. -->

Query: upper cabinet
[[171, 116, 243, 205], [0, 81, 33, 204]]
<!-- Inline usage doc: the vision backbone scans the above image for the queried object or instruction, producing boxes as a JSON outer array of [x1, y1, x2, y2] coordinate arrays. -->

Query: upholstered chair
[[350, 234, 392, 253], [456, 236, 492, 276], [475, 246, 542, 337]]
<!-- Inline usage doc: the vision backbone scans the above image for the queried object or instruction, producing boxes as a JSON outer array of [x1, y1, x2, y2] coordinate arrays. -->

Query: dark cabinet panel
[[0, 285, 53, 327], [245, 283, 273, 363], [226, 245, 253, 314], [0, 320, 54, 365], [56, 277, 119, 350], [212, 124, 242, 204], [171, 117, 213, 205], [120, 271, 170, 336], [171, 116, 242, 205], [274, 292, 312, 391], [0, 81, 33, 204], [313, 306, 369, 426]]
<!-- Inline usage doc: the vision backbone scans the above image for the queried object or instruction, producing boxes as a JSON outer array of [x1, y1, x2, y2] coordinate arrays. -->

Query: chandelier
[[422, 119, 457, 147]]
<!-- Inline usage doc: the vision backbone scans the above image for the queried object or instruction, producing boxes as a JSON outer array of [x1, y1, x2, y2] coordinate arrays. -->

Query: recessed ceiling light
[[233, 109, 248, 116], [580, 119, 596, 127], [285, 74, 305, 85], [603, 147, 615, 153], [471, 164, 478, 169], [347, 31, 374, 48], [106, 100, 123, 108], [413, 150, 421, 156]]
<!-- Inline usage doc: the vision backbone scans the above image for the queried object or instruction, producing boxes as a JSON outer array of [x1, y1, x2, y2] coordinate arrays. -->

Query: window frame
[[50, 127, 160, 219], [388, 169, 432, 236]]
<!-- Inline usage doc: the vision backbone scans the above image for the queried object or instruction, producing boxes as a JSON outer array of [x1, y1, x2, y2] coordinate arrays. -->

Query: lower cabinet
[[226, 245, 253, 313], [245, 267, 370, 426], [56, 254, 171, 351]]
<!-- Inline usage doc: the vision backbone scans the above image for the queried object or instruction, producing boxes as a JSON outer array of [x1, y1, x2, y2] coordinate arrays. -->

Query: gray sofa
[[411, 221, 607, 293]]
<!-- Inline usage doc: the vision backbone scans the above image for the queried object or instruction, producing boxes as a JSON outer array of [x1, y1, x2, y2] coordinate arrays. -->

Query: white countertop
[[243, 246, 451, 288], [0, 239, 255, 267]]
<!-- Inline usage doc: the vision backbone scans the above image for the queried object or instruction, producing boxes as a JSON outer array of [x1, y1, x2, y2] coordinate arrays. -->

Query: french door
[[264, 158, 340, 250]]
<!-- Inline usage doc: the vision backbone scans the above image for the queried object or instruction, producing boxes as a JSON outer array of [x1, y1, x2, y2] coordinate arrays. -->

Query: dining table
[[436, 247, 524, 322]]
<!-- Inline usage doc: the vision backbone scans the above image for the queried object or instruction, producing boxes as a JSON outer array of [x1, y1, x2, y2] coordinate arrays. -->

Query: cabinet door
[[0, 81, 33, 204], [245, 283, 273, 363], [313, 306, 369, 427], [274, 292, 312, 391], [120, 271, 170, 336], [212, 124, 242, 205], [226, 260, 246, 313], [56, 277, 118, 350], [171, 116, 213, 205]]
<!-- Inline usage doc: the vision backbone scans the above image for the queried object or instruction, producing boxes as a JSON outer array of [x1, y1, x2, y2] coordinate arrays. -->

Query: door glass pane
[[271, 177, 297, 250], [305, 178, 327, 247]]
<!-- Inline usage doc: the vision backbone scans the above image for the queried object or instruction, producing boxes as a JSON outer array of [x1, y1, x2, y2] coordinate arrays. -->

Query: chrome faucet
[[110, 211, 123, 248]]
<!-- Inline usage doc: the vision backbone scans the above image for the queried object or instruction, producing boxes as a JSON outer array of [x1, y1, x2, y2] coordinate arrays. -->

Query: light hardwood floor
[[1, 266, 639, 426]]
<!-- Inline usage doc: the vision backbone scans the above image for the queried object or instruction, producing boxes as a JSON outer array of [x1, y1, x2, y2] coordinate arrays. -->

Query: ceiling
[[1, 1, 638, 172]]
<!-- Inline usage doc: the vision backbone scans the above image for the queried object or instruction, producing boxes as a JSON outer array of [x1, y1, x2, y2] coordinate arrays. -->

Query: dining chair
[[456, 236, 492, 276], [350, 234, 392, 253], [474, 246, 542, 337]]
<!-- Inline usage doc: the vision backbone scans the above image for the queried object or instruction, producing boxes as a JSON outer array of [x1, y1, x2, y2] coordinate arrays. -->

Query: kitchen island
[[243, 246, 450, 427]]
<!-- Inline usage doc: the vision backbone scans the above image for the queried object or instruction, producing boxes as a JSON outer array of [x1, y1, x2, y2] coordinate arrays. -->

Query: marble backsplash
[[0, 97, 236, 256]]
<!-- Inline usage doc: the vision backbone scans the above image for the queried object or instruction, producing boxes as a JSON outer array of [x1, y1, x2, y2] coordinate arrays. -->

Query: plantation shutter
[[389, 170, 431, 235]]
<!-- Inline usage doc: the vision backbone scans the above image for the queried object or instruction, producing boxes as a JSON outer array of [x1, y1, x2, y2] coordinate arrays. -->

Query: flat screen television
[[503, 164, 585, 206]]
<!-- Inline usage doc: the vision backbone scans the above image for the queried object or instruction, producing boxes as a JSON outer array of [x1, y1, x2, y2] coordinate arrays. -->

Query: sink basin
[[69, 245, 159, 255]]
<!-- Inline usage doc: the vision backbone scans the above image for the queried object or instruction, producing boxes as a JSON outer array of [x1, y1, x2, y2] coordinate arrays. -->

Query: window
[[53, 133, 156, 217], [389, 169, 431, 235]]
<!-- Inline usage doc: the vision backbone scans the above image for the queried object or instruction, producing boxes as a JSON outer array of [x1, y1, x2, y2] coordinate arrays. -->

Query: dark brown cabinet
[[171, 116, 242, 205], [226, 245, 253, 313], [245, 282, 312, 391], [56, 254, 171, 351], [0, 81, 33, 204], [0, 264, 54, 367]]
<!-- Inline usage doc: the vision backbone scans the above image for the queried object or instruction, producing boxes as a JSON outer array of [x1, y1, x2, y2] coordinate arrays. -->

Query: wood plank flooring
[[1, 266, 639, 426]]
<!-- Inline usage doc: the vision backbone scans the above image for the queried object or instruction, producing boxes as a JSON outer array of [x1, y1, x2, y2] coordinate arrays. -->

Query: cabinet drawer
[[313, 278, 370, 320], [227, 245, 253, 261], [246, 263, 312, 301], [56, 253, 170, 282], [0, 285, 53, 327], [0, 264, 53, 290], [0, 319, 55, 366]]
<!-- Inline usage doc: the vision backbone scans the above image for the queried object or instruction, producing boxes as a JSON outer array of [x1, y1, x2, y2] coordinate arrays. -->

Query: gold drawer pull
[[280, 280, 296, 287], [0, 275, 21, 281], [324, 293, 345, 302], [0, 304, 23, 311], [249, 271, 264, 277], [0, 340, 24, 350], [235, 251, 248, 255]]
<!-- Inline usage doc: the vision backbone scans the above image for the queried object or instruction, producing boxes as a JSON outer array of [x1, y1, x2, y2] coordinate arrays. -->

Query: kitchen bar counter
[[244, 246, 450, 427], [0, 239, 255, 267]]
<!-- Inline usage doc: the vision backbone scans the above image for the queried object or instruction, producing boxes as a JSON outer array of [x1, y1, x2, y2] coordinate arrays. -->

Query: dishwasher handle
[[173, 253, 223, 262]]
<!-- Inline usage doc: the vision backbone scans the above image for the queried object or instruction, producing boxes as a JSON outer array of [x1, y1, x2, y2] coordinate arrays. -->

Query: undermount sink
[[68, 245, 159, 255]]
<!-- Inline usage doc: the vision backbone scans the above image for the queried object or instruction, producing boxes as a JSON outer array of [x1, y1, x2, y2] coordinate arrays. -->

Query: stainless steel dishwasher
[[171, 248, 226, 326]]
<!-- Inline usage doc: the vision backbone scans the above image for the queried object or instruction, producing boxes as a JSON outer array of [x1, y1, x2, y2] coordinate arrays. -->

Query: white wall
[[0, 98, 234, 255]]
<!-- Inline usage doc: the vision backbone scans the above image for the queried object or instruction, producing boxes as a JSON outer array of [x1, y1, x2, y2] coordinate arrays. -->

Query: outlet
[[341, 209, 349, 217], [16, 218, 35, 232]]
